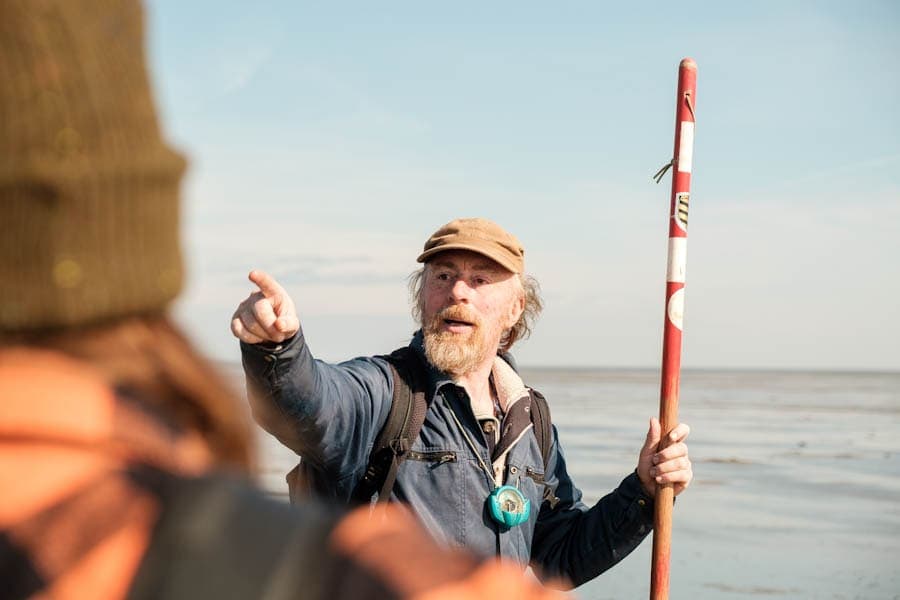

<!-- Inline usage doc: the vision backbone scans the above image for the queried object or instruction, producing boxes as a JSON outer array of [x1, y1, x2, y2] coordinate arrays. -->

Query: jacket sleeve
[[240, 327, 394, 494], [529, 425, 655, 588]]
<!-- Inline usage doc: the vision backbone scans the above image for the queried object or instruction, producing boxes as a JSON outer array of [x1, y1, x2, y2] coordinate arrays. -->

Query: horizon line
[[212, 359, 899, 376]]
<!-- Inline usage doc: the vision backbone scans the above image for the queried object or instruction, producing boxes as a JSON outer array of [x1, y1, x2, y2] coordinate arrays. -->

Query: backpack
[[286, 347, 558, 507]]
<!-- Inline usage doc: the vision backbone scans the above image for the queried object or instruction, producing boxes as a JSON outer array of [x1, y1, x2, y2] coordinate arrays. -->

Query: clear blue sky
[[145, 1, 899, 370]]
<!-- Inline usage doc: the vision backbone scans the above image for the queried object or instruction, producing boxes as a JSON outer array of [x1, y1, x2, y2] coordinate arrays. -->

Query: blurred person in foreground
[[0, 2, 565, 599], [233, 218, 693, 589]]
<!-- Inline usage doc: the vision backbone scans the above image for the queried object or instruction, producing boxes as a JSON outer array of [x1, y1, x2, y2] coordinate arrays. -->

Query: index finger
[[249, 270, 284, 299]]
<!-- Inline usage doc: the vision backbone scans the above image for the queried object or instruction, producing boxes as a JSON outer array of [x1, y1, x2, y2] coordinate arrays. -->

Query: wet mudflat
[[252, 367, 900, 599]]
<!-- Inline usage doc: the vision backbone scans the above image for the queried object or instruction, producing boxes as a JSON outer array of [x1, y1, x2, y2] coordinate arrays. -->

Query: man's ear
[[507, 290, 525, 328]]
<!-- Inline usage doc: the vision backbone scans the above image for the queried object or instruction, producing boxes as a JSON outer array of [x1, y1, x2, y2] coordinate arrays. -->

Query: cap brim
[[416, 244, 520, 274]]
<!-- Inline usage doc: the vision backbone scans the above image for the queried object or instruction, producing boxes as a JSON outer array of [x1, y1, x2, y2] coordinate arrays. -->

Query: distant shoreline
[[213, 360, 899, 377]]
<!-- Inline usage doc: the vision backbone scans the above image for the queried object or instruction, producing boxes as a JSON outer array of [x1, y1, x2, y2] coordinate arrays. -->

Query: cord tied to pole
[[653, 158, 675, 184]]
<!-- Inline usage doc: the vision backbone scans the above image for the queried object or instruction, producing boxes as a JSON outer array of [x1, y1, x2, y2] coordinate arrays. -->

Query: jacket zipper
[[525, 466, 544, 484], [407, 450, 457, 464]]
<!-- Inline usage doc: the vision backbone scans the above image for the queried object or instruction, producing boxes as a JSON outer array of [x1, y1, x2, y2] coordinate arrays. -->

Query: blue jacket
[[241, 329, 654, 588]]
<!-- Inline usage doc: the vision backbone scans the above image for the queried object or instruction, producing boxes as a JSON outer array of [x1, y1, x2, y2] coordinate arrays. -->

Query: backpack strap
[[528, 389, 560, 509], [350, 347, 428, 504], [528, 389, 552, 469]]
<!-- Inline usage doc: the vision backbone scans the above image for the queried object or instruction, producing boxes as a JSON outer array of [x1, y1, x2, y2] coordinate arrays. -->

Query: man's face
[[421, 250, 524, 377]]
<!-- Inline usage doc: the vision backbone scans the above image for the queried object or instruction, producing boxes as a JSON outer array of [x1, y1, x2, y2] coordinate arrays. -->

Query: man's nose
[[449, 278, 473, 302]]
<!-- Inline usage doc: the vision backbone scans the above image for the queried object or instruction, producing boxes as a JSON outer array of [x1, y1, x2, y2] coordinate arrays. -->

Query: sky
[[145, 1, 899, 371]]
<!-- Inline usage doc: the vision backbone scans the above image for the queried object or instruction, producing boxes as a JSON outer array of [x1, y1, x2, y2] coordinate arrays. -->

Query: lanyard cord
[[442, 390, 497, 488]]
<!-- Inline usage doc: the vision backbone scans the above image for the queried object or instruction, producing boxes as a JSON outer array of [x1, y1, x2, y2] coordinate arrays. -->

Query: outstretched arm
[[233, 270, 393, 495]]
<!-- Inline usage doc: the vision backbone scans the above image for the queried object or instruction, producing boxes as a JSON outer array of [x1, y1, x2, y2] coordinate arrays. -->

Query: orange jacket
[[0, 349, 565, 600]]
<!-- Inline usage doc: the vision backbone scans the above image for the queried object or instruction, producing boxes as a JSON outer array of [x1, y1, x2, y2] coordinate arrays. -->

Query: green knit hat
[[0, 0, 187, 332]]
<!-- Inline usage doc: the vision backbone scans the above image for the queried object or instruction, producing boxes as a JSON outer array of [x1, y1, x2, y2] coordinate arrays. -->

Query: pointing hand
[[230, 270, 300, 344]]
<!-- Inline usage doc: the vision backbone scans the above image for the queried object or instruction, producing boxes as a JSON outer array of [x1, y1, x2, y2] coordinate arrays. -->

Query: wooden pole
[[650, 57, 697, 600]]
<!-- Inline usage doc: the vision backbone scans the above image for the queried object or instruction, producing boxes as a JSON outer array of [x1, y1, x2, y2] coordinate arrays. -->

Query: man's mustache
[[433, 305, 481, 329]]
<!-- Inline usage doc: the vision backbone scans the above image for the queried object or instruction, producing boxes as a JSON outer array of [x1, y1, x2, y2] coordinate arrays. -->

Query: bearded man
[[233, 218, 693, 589]]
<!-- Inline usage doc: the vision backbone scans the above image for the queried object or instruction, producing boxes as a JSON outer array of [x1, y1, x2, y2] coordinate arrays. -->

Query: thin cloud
[[197, 252, 408, 287], [221, 46, 272, 94], [269, 254, 408, 287], [772, 152, 900, 190]]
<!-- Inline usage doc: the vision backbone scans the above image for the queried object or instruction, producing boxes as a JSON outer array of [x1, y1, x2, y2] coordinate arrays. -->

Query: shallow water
[[250, 367, 900, 599]]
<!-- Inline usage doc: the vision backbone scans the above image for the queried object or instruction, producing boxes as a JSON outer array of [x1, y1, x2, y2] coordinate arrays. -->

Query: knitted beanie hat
[[0, 0, 187, 332]]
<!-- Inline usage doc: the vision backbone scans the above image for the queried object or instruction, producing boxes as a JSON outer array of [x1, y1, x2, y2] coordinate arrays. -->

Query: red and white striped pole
[[650, 57, 697, 600]]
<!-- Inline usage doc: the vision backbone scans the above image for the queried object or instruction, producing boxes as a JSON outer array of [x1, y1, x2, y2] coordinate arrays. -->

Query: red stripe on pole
[[650, 57, 697, 600]]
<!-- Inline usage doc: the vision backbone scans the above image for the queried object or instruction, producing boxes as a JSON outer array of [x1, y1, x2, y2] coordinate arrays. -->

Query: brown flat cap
[[417, 218, 525, 274]]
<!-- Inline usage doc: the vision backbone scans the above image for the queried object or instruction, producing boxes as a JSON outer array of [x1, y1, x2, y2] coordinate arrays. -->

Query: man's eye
[[437, 273, 451, 281]]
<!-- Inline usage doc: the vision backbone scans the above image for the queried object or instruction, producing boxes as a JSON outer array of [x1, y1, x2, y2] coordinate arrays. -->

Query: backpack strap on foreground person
[[129, 469, 340, 600]]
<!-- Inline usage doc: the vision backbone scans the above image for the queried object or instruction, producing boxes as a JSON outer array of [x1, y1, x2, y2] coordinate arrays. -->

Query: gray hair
[[408, 266, 543, 352]]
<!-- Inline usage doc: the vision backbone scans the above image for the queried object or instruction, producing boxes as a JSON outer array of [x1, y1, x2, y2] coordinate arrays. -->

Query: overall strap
[[350, 347, 429, 504]]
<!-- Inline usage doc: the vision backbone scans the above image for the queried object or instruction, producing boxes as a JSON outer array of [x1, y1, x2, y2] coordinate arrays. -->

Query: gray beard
[[423, 329, 488, 377], [421, 304, 505, 377]]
